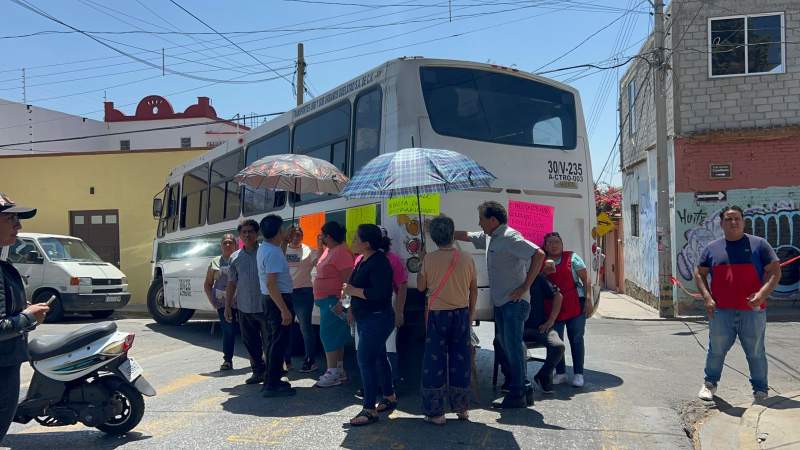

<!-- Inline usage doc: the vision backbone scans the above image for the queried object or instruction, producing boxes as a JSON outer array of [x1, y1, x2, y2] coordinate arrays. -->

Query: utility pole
[[296, 43, 305, 107], [653, 0, 674, 317]]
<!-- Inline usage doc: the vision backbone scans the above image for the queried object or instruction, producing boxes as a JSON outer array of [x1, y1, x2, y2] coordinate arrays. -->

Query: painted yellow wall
[[1, 149, 207, 306]]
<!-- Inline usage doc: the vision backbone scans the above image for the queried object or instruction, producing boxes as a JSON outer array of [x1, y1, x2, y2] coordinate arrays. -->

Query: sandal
[[456, 411, 469, 421], [350, 409, 379, 427], [424, 415, 446, 426], [376, 397, 398, 413]]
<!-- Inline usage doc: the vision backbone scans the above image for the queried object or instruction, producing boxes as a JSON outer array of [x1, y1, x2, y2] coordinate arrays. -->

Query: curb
[[738, 390, 800, 450]]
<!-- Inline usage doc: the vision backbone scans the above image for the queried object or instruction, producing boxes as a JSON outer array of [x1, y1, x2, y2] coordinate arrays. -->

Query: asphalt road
[[3, 312, 799, 449]]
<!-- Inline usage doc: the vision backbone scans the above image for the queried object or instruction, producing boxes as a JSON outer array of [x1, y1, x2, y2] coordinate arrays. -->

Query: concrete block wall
[[671, 0, 800, 134]]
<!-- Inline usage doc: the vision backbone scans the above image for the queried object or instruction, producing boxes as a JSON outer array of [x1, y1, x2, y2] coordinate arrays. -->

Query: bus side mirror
[[152, 198, 163, 219]]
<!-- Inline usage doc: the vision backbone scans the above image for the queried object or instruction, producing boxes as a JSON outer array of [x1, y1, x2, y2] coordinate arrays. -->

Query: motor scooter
[[13, 321, 155, 435]]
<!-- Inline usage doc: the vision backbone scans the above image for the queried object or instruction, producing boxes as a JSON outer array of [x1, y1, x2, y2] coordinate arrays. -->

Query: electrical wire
[[0, 112, 285, 149]]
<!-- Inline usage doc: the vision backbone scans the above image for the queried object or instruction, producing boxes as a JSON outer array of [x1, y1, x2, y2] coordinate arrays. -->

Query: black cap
[[0, 192, 36, 219]]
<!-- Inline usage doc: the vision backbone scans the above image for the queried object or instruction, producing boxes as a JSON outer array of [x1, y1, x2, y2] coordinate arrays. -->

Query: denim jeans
[[216, 308, 237, 363], [356, 309, 395, 410], [290, 287, 316, 361], [555, 299, 586, 375], [705, 308, 768, 393], [494, 301, 531, 397]]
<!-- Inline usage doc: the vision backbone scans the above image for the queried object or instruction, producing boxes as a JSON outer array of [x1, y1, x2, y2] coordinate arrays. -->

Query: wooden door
[[69, 209, 121, 267]]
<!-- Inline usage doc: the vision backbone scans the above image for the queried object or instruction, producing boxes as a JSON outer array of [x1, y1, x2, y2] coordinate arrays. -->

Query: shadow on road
[[339, 416, 522, 449], [1, 430, 150, 450]]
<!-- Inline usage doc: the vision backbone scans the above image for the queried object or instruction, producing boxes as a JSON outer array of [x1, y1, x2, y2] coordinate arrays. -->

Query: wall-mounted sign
[[694, 191, 727, 202], [709, 163, 732, 179]]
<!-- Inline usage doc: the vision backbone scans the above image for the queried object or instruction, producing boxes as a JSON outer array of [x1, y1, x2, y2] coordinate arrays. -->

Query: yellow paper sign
[[387, 193, 440, 216], [346, 204, 377, 246], [596, 212, 615, 237]]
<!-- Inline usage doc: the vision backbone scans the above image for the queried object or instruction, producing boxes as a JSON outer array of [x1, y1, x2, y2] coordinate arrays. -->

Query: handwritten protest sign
[[387, 193, 440, 216], [346, 204, 377, 246], [299, 212, 325, 249], [508, 200, 555, 246]]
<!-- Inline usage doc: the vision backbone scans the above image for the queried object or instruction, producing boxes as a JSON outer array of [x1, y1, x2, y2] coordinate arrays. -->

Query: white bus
[[148, 57, 599, 331]]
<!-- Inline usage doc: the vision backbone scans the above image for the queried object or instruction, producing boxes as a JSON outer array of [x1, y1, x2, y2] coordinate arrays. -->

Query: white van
[[0, 233, 131, 321]]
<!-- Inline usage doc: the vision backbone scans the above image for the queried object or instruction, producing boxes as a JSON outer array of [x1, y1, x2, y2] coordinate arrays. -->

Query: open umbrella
[[340, 147, 496, 247], [234, 153, 349, 222]]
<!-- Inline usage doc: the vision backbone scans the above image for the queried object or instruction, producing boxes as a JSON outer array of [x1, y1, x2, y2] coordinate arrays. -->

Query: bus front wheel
[[147, 278, 194, 325]]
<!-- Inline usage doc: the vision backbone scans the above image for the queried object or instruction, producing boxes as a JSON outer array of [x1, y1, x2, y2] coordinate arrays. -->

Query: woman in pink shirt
[[313, 221, 355, 387]]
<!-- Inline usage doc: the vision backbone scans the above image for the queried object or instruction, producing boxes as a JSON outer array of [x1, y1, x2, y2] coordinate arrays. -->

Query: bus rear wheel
[[147, 278, 194, 325]]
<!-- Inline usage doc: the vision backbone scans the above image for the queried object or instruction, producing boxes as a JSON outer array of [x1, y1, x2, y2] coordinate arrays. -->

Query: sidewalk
[[594, 290, 661, 320], [698, 391, 800, 450]]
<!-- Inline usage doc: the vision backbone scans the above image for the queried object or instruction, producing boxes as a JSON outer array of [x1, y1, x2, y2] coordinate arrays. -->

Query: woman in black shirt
[[342, 224, 396, 426]]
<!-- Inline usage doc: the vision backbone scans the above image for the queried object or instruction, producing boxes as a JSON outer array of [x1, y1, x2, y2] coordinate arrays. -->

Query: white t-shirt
[[285, 244, 314, 289]]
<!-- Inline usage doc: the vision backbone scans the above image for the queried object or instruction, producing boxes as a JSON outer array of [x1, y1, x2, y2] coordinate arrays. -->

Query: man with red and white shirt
[[694, 206, 781, 404]]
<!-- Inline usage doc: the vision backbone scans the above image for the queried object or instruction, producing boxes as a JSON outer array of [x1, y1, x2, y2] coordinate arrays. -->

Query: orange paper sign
[[299, 212, 325, 249]]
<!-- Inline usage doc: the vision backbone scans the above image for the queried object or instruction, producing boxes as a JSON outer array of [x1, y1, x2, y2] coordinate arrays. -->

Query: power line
[[167, 0, 294, 87], [0, 113, 285, 149], [8, 0, 293, 85]]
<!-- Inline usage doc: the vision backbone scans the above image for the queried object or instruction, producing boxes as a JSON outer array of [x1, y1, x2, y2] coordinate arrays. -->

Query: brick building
[[619, 0, 800, 315]]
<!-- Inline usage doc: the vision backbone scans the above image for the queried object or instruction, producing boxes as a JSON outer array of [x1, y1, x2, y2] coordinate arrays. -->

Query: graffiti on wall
[[676, 195, 800, 299], [624, 176, 659, 296]]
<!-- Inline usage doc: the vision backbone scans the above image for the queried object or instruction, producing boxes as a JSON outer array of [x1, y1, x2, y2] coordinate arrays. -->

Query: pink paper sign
[[508, 200, 555, 247]]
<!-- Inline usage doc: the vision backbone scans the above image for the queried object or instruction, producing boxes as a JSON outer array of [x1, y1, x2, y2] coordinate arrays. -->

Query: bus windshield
[[420, 66, 577, 150]]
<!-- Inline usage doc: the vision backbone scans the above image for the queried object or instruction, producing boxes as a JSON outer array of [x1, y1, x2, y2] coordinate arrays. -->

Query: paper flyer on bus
[[386, 193, 441, 216], [299, 212, 325, 249], [507, 200, 555, 247], [345, 204, 377, 246]]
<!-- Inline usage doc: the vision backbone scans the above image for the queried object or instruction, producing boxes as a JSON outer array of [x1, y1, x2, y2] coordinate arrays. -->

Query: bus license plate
[[120, 358, 143, 382], [105, 296, 121, 303]]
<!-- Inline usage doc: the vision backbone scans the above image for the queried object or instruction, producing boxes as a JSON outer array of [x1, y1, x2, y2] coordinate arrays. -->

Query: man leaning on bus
[[455, 201, 545, 409]]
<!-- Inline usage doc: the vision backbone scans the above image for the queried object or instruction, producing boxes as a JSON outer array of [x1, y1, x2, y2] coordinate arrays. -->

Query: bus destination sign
[[293, 69, 383, 119]]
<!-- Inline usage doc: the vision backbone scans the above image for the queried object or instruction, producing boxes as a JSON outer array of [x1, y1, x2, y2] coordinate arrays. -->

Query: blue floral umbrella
[[341, 147, 496, 246]]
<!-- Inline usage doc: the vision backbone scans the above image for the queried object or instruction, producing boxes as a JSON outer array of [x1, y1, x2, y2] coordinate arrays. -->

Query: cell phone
[[45, 295, 57, 306]]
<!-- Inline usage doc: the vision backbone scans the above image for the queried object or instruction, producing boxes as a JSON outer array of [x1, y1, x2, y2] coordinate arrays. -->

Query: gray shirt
[[468, 224, 539, 307], [229, 247, 263, 314]]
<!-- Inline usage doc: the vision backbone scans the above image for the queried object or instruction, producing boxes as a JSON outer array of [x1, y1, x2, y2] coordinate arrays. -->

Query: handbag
[[424, 249, 460, 324]]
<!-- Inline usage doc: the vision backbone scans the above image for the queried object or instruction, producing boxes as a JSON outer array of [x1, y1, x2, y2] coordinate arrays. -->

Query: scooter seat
[[28, 322, 118, 361]]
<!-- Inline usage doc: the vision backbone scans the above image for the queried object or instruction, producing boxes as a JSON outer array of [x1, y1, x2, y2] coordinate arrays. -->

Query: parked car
[[0, 232, 131, 321]]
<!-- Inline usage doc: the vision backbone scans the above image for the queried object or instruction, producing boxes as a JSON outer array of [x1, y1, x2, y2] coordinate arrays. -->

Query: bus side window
[[292, 101, 351, 204], [243, 129, 289, 216], [209, 149, 243, 224], [352, 88, 382, 176], [181, 163, 209, 229]]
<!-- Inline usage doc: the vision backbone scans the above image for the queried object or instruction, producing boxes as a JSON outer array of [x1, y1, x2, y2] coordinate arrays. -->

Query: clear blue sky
[[1, 0, 654, 186]]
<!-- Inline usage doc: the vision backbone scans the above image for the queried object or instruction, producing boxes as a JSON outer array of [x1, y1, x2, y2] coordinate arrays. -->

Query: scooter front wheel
[[96, 383, 145, 435]]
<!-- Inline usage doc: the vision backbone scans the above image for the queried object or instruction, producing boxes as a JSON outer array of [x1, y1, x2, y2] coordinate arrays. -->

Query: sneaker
[[299, 359, 318, 373], [552, 373, 567, 385], [337, 369, 349, 383], [220, 361, 233, 371], [753, 391, 769, 405], [572, 374, 585, 387], [245, 372, 265, 385], [698, 382, 717, 401], [315, 369, 343, 387]]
